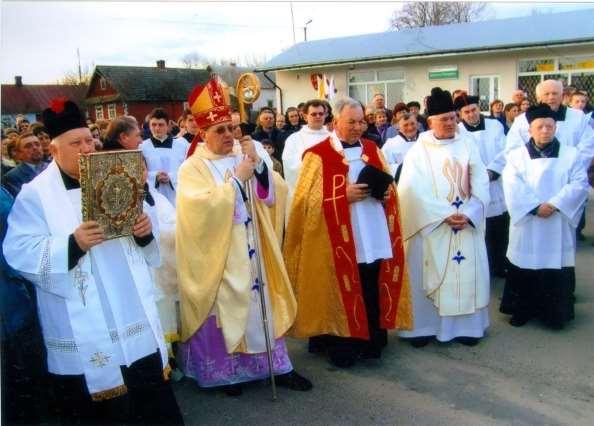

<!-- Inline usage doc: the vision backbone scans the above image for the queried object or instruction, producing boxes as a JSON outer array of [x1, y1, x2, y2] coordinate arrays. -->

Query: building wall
[[274, 44, 594, 110]]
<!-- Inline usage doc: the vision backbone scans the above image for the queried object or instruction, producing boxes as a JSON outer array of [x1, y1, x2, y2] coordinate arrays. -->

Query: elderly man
[[282, 99, 329, 201], [511, 89, 527, 107], [284, 97, 412, 368], [3, 132, 46, 196], [176, 79, 311, 396], [3, 99, 182, 424], [397, 87, 491, 348], [381, 112, 419, 182], [506, 80, 594, 170], [141, 108, 189, 205], [502, 104, 589, 329], [455, 95, 509, 278]]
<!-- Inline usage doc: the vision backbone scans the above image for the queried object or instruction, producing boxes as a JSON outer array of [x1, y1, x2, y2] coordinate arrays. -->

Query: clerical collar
[[150, 135, 173, 148], [398, 131, 418, 142], [462, 115, 485, 132], [526, 137, 560, 159], [341, 140, 361, 149], [552, 105, 567, 122], [58, 166, 80, 190]]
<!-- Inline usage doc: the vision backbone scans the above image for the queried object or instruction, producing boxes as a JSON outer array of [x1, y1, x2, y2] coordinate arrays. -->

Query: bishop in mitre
[[175, 79, 311, 396], [397, 87, 491, 347]]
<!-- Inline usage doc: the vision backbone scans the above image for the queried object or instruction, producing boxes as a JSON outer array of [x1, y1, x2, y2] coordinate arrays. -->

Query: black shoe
[[328, 352, 357, 368], [222, 384, 242, 396], [509, 315, 531, 327], [455, 336, 480, 346], [308, 336, 327, 354], [274, 370, 313, 391], [359, 347, 381, 360], [408, 336, 432, 348], [545, 319, 565, 330]]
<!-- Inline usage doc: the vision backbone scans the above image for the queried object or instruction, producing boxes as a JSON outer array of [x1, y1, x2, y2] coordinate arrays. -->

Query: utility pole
[[304, 19, 312, 42], [290, 2, 296, 44], [77, 48, 82, 84]]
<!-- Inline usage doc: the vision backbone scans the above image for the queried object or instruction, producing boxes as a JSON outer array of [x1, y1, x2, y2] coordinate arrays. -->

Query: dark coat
[[3, 163, 39, 197]]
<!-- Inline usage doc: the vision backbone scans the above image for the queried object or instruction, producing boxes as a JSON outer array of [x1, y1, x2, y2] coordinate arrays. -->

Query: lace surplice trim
[[39, 239, 52, 291], [46, 321, 150, 353], [46, 338, 78, 353]]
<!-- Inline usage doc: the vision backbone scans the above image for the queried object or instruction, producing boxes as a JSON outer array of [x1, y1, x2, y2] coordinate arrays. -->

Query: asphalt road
[[174, 195, 594, 426]]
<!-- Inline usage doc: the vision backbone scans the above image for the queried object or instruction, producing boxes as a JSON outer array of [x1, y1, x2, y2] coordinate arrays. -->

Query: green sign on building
[[428, 66, 459, 80]]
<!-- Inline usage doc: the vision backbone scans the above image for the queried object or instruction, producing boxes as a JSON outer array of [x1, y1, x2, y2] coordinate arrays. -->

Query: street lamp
[[304, 19, 312, 42]]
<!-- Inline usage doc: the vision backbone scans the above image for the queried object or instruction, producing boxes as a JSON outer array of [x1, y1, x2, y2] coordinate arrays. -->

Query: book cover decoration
[[79, 150, 144, 240]]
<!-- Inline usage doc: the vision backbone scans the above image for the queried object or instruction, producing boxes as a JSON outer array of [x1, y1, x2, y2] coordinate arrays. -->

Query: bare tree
[[181, 51, 209, 68], [59, 63, 93, 85], [389, 2, 487, 30]]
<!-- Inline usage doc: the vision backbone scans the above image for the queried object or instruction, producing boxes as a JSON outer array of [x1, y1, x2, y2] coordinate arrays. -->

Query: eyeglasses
[[309, 112, 325, 117], [214, 124, 234, 135]]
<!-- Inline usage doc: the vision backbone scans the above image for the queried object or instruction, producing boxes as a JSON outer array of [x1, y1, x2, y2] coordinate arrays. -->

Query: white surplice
[[503, 143, 589, 269], [458, 118, 507, 217], [381, 133, 417, 177], [506, 107, 594, 170], [329, 133, 392, 264], [397, 131, 491, 341], [141, 136, 189, 205], [145, 188, 179, 346], [3, 161, 167, 397], [282, 125, 329, 202]]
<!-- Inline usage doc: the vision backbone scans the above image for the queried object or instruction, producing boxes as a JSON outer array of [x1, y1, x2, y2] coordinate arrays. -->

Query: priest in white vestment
[[502, 104, 589, 329], [2, 99, 183, 424], [140, 108, 189, 205], [281, 99, 329, 204], [397, 87, 491, 347], [381, 112, 420, 182], [506, 79, 594, 170], [455, 95, 509, 278]]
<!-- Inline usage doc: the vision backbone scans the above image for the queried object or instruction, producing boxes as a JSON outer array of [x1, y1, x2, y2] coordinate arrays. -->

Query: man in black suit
[[3, 132, 46, 197]]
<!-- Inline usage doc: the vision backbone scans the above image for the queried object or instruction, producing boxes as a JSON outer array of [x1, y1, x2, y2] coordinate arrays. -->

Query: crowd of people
[[1, 77, 594, 425]]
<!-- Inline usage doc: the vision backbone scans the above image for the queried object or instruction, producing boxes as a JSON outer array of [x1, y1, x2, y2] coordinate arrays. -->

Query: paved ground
[[174, 194, 594, 426]]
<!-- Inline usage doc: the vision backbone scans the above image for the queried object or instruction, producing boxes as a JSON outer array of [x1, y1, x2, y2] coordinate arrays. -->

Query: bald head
[[511, 90, 526, 105], [535, 80, 563, 111]]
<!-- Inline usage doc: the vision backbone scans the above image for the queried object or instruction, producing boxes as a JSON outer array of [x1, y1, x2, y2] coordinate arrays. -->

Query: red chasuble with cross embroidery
[[284, 137, 412, 340]]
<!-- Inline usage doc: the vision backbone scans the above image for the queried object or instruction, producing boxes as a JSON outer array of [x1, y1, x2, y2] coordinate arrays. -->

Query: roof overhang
[[86, 94, 121, 104], [256, 39, 594, 73]]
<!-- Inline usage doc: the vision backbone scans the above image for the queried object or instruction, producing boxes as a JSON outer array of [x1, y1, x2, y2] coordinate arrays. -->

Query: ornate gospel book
[[79, 150, 144, 240]]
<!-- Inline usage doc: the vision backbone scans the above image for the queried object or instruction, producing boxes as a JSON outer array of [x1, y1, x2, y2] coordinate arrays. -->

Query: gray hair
[[334, 97, 363, 117], [535, 79, 563, 100]]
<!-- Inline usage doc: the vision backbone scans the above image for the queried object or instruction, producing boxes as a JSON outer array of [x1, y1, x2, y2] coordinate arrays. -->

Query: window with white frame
[[99, 77, 107, 90], [348, 68, 405, 106], [518, 55, 594, 103], [469, 75, 500, 112], [95, 104, 104, 120], [107, 103, 116, 119]]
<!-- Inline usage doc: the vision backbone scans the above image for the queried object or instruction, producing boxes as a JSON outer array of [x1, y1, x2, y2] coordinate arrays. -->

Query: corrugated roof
[[90, 65, 211, 102], [1, 84, 87, 114], [259, 9, 594, 71]]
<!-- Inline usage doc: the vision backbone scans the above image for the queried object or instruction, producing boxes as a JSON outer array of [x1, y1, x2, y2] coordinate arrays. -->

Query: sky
[[2, 0, 594, 84]]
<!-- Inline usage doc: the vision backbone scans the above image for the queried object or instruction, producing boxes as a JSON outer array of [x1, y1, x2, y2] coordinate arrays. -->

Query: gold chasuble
[[284, 137, 412, 339], [176, 144, 296, 353]]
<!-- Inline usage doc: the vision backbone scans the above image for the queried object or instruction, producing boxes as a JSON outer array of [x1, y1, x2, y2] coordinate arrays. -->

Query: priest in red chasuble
[[284, 97, 413, 368]]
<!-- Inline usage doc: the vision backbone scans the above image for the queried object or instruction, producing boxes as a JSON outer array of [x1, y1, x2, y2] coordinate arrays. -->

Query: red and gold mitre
[[188, 78, 231, 130]]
